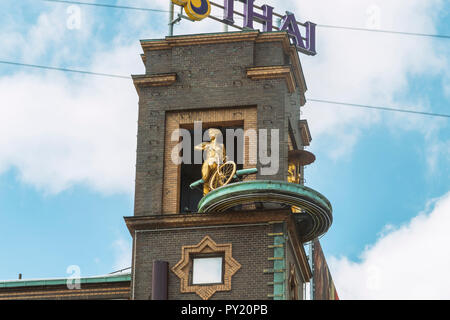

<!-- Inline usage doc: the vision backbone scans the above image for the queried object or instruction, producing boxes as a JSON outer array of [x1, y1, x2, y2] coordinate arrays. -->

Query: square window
[[192, 257, 223, 285]]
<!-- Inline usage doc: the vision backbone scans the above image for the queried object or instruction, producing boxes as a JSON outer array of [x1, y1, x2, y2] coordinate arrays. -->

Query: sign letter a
[[280, 13, 306, 50]]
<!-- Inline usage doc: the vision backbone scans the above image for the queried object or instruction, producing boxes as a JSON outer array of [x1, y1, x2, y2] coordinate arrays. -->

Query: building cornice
[[125, 210, 291, 234], [141, 31, 260, 51], [246, 65, 296, 93], [131, 73, 177, 92], [139, 31, 307, 97], [299, 119, 312, 146]]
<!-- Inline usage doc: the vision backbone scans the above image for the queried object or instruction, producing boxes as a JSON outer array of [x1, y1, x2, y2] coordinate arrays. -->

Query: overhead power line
[[41, 0, 171, 13], [39, 0, 450, 40], [109, 267, 131, 274], [308, 99, 450, 119], [0, 60, 131, 79], [317, 24, 450, 40], [1, 59, 449, 119]]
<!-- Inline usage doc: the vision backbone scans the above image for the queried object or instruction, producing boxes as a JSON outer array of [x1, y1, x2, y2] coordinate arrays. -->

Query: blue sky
[[0, 0, 449, 298]]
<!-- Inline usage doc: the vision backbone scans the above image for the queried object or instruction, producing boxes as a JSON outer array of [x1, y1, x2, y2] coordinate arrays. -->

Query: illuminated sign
[[172, 0, 211, 21], [172, 0, 316, 56]]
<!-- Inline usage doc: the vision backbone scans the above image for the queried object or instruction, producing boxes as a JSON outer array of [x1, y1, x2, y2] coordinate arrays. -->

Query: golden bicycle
[[190, 161, 257, 192]]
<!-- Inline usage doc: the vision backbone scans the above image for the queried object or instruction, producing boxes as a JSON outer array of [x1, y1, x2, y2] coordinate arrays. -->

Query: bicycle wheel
[[209, 161, 237, 190]]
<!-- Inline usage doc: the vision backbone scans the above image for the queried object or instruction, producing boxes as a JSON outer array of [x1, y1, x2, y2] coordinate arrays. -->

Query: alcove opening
[[179, 124, 244, 213]]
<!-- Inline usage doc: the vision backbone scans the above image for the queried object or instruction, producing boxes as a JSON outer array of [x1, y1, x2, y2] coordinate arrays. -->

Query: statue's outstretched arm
[[194, 142, 208, 150]]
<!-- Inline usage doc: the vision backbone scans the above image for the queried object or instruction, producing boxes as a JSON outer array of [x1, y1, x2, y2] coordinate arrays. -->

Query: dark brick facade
[[133, 31, 307, 217], [129, 31, 311, 300], [133, 224, 273, 300]]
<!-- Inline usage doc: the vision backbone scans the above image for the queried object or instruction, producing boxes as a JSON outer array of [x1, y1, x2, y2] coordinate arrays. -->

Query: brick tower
[[124, 31, 333, 300]]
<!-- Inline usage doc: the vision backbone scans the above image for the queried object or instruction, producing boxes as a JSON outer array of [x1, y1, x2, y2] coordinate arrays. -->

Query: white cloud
[[0, 4, 96, 63], [160, 0, 450, 165], [328, 191, 450, 299], [0, 44, 142, 194], [0, 2, 224, 195], [0, 0, 448, 195], [425, 139, 450, 176], [112, 238, 132, 272], [271, 0, 447, 161]]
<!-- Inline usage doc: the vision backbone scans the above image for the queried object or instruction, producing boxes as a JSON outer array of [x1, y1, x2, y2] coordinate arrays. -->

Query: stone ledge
[[141, 31, 259, 51], [132, 73, 177, 92], [246, 66, 296, 93], [124, 209, 291, 234]]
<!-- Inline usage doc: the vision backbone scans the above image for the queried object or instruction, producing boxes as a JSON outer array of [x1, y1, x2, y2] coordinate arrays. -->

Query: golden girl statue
[[195, 129, 227, 195]]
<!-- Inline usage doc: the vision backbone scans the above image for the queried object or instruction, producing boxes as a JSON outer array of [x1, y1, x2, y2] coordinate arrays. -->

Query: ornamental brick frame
[[171, 235, 241, 300], [163, 106, 257, 214], [126, 210, 312, 299]]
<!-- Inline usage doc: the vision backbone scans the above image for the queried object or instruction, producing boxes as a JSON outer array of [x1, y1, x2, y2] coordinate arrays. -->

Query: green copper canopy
[[197, 180, 333, 242]]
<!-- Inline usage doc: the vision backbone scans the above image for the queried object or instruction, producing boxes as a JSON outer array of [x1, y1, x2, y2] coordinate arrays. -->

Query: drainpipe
[[152, 261, 168, 300]]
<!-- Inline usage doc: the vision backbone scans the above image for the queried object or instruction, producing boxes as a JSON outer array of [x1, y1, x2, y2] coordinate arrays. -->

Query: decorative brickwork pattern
[[171, 235, 241, 300], [0, 283, 130, 300], [132, 223, 273, 299], [129, 31, 314, 301], [163, 107, 257, 213]]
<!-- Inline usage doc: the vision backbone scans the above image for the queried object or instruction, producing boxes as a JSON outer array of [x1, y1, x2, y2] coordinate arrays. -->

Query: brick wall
[[130, 32, 310, 301], [133, 33, 305, 216], [133, 224, 272, 300]]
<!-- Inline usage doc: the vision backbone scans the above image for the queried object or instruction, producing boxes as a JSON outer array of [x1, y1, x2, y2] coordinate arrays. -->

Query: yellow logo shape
[[172, 0, 211, 21]]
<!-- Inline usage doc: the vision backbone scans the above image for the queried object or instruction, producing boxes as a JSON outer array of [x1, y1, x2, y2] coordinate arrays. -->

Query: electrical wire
[[0, 60, 131, 79], [316, 24, 450, 40], [308, 99, 450, 119], [38, 0, 450, 40], [109, 267, 131, 274], [40, 0, 171, 13], [1, 59, 449, 119]]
